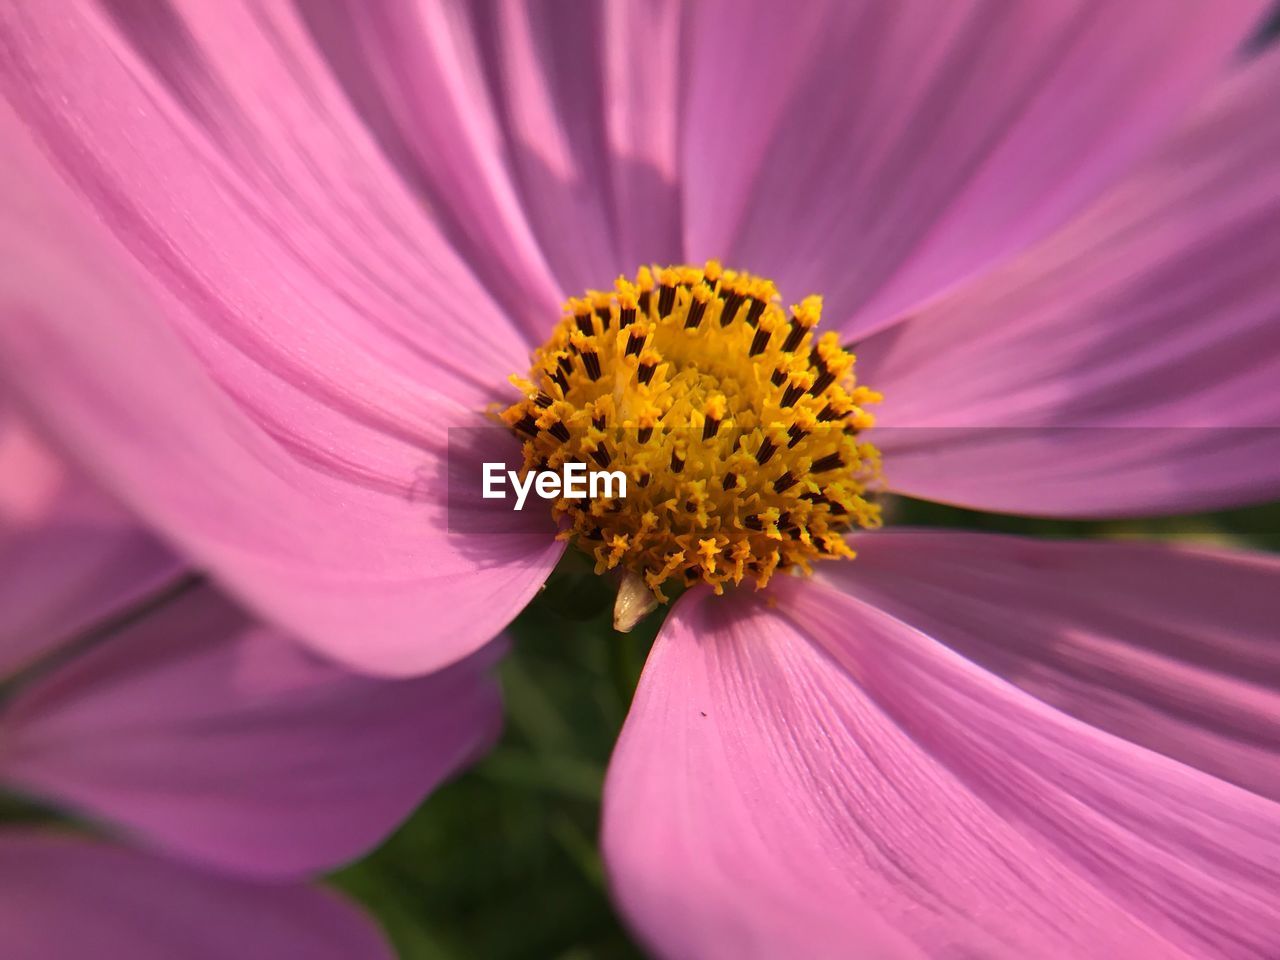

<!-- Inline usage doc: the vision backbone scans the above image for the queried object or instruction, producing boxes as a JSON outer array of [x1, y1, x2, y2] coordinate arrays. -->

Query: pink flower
[[2, 3, 1279, 957], [0, 832, 394, 959]]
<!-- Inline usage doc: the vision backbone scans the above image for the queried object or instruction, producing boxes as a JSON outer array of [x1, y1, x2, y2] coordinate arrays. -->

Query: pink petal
[[860, 50, 1280, 516], [2, 1, 535, 408], [0, 832, 392, 959], [836, 530, 1280, 801], [0, 404, 179, 679], [457, 0, 686, 289], [0, 4, 565, 675], [682, 0, 1266, 338], [604, 581, 1279, 958], [294, 0, 565, 337], [596, 0, 685, 270], [0, 584, 503, 879]]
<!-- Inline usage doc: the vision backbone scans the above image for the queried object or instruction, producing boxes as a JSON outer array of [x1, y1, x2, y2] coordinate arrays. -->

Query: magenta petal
[[295, 0, 567, 335], [683, 0, 1266, 338], [1, 1, 534, 408], [595, 0, 685, 270], [860, 50, 1280, 516], [0, 405, 179, 679], [0, 585, 502, 879], [0, 832, 391, 959], [0, 79, 561, 675], [456, 0, 686, 288], [836, 530, 1280, 801], [778, 568, 1280, 959], [604, 584, 1279, 958]]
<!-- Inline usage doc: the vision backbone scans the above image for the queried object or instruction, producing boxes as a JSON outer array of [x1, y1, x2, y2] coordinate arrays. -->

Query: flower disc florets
[[502, 262, 883, 602]]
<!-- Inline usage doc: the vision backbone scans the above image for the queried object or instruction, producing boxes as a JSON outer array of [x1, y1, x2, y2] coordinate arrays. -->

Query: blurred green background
[[331, 496, 1280, 960]]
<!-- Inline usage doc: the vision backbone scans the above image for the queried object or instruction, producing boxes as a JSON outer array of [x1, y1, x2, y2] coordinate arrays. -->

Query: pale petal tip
[[614, 571, 658, 632]]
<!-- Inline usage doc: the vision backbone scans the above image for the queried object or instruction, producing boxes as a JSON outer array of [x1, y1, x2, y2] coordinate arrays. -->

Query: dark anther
[[843, 424, 861, 436], [670, 451, 685, 473], [550, 368, 569, 392], [637, 361, 656, 385], [816, 403, 838, 422], [702, 417, 721, 441], [590, 445, 612, 468], [722, 472, 737, 490], [592, 414, 606, 431], [638, 290, 652, 315], [637, 473, 651, 487], [809, 370, 836, 395], [755, 437, 777, 465], [637, 425, 653, 444], [557, 355, 574, 373], [787, 424, 808, 448], [770, 368, 787, 387], [619, 306, 636, 327], [811, 452, 844, 473], [513, 414, 539, 437], [685, 501, 698, 513], [548, 421, 571, 443], [749, 327, 771, 357], [575, 314, 594, 336], [781, 319, 806, 353], [625, 331, 646, 357], [720, 290, 744, 325], [686, 297, 708, 328], [595, 305, 611, 331], [745, 299, 767, 327], [773, 471, 798, 493], [659, 284, 676, 317], [582, 351, 602, 381], [534, 393, 554, 408], [780, 383, 805, 407], [743, 515, 764, 531]]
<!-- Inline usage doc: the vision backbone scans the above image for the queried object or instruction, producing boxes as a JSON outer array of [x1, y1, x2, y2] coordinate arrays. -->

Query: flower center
[[501, 262, 882, 608]]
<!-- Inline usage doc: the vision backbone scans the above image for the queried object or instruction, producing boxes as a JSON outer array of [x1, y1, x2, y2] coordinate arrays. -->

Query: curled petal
[[0, 57, 560, 673]]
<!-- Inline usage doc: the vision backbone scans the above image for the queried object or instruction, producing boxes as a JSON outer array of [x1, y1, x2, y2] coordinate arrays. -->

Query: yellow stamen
[[501, 262, 883, 602]]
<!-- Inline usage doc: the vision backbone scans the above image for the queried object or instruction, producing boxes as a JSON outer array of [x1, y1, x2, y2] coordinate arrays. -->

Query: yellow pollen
[[501, 262, 883, 603]]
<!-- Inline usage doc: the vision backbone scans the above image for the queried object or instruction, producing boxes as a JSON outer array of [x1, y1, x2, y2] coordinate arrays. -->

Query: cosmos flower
[[2, 2, 1279, 957], [0, 832, 394, 959]]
